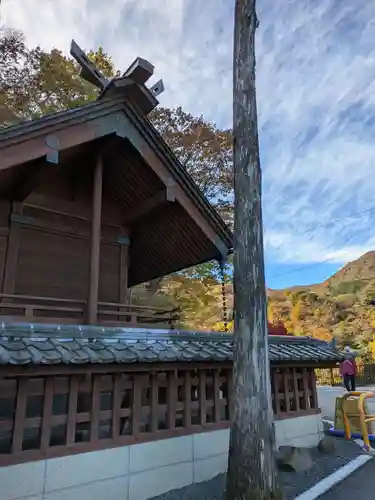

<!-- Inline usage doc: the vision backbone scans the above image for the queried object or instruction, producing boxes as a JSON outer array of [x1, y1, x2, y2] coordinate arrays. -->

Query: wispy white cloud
[[257, 0, 375, 267], [3, 0, 375, 270], [264, 230, 375, 265]]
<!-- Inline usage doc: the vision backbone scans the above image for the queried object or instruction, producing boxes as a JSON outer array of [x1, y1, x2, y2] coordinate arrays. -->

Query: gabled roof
[[0, 323, 342, 367], [0, 96, 230, 244], [0, 94, 233, 284]]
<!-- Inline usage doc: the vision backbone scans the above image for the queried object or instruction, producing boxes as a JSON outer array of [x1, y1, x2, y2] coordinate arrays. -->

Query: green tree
[[0, 29, 42, 125], [0, 30, 119, 124]]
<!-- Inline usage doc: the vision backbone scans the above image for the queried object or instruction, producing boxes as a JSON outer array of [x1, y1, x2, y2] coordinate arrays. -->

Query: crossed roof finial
[[70, 40, 164, 100]]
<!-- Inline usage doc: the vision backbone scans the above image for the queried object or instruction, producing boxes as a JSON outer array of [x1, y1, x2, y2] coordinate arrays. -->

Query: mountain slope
[[131, 251, 375, 359], [329, 251, 375, 284], [267, 251, 375, 358]]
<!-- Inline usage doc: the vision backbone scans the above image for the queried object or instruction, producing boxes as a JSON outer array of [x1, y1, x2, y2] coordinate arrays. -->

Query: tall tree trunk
[[226, 1, 283, 499]]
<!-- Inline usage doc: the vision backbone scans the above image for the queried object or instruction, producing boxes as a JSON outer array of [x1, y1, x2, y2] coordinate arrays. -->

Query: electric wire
[[266, 203, 375, 280]]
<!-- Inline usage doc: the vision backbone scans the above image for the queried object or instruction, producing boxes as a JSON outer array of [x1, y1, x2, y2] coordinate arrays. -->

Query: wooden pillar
[[118, 236, 130, 303], [2, 202, 22, 294], [88, 156, 103, 324]]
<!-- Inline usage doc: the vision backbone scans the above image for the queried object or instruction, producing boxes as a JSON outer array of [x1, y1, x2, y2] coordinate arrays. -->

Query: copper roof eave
[[0, 96, 233, 253], [0, 80, 157, 142], [0, 83, 156, 147], [0, 97, 125, 148]]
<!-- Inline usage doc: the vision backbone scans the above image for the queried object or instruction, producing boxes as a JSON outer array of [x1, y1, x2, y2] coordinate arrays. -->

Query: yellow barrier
[[335, 396, 366, 433], [342, 391, 375, 450]]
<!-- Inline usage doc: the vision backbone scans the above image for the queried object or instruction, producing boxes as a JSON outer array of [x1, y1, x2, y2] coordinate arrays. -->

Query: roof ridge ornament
[[70, 40, 110, 90], [70, 39, 164, 99], [149, 79, 164, 97]]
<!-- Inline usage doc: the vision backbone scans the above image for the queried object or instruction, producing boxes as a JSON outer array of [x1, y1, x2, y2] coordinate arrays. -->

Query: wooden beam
[[0, 362, 233, 379], [1, 119, 97, 172], [123, 185, 176, 226], [113, 111, 230, 256], [12, 159, 50, 202], [9, 212, 119, 245], [88, 155, 103, 324]]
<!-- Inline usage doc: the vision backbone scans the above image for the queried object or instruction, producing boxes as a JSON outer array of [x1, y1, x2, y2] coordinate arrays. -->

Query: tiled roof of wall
[[0, 323, 342, 366]]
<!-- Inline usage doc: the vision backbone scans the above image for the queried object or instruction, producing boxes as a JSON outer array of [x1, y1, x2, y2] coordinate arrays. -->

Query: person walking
[[340, 349, 357, 392]]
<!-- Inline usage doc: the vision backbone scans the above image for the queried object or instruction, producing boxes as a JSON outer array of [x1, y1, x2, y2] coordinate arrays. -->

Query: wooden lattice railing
[[0, 366, 231, 466], [0, 294, 180, 329], [0, 363, 321, 466]]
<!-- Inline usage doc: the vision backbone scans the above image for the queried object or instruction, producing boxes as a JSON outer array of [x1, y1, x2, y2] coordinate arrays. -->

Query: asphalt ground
[[319, 458, 375, 499]]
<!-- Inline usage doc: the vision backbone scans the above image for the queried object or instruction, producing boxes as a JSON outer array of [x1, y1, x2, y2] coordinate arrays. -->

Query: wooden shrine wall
[[0, 170, 129, 304], [0, 363, 321, 467]]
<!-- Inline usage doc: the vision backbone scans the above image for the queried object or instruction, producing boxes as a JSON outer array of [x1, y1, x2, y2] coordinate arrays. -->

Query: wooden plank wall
[[16, 227, 90, 299], [0, 169, 128, 303], [99, 243, 121, 303]]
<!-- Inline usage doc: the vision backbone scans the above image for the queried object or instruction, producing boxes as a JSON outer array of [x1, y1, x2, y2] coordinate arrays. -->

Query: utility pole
[[226, 1, 283, 499]]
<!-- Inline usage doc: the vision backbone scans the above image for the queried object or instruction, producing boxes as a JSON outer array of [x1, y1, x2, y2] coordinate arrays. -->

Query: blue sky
[[3, 0, 375, 289]]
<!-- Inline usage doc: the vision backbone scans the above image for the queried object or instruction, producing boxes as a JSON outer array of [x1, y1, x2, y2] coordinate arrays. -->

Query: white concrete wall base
[[275, 413, 324, 448], [0, 414, 324, 500], [0, 431, 229, 500]]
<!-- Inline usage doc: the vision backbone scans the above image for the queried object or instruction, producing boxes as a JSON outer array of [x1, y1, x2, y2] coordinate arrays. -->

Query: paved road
[[320, 459, 375, 500], [317, 385, 375, 498], [318, 385, 375, 421]]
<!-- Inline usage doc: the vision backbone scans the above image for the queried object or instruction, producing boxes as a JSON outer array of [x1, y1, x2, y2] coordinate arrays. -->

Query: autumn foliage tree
[[0, 29, 233, 221], [0, 28, 42, 125], [151, 107, 233, 225], [0, 28, 234, 330]]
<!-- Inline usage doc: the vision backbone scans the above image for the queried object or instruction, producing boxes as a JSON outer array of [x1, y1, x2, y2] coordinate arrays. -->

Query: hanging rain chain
[[219, 259, 229, 333]]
